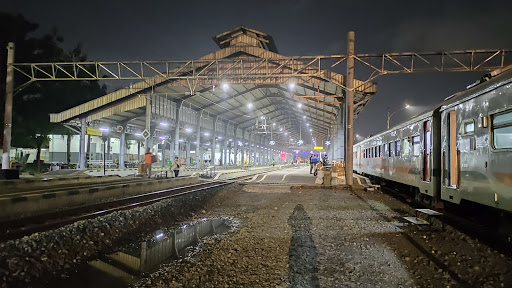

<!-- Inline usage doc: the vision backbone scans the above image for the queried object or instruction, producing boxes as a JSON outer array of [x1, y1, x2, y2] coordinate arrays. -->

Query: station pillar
[[78, 117, 86, 170], [233, 126, 238, 167], [240, 130, 245, 166], [212, 117, 217, 166], [2, 42, 14, 172], [145, 95, 151, 149], [174, 101, 182, 158], [119, 122, 127, 168], [345, 31, 355, 186], [196, 113, 201, 168], [185, 141, 191, 166]]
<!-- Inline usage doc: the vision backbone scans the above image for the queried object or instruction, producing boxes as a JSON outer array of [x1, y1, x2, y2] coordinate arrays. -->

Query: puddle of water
[[49, 217, 233, 288]]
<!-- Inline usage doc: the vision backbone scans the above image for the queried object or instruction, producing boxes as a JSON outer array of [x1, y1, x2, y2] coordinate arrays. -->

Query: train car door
[[423, 120, 431, 181], [358, 146, 361, 168], [445, 111, 458, 187]]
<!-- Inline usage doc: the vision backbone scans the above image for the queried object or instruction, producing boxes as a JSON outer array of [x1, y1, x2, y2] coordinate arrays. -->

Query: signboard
[[314, 146, 324, 150], [86, 127, 102, 136], [142, 129, 150, 139]]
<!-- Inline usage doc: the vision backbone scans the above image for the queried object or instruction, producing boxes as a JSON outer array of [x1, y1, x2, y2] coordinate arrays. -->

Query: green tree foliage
[[0, 12, 106, 169]]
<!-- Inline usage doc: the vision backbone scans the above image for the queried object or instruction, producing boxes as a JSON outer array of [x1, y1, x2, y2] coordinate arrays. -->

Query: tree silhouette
[[1, 12, 106, 170]]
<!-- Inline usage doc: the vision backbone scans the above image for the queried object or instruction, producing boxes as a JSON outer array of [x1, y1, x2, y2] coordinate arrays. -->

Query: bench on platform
[[404, 208, 444, 230]]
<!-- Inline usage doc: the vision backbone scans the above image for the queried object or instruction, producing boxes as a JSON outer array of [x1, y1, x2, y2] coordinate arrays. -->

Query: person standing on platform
[[144, 148, 156, 178], [310, 154, 319, 174], [171, 156, 181, 177], [309, 153, 314, 174]]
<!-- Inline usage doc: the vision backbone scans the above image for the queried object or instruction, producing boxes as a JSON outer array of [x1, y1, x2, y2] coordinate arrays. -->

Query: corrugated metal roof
[[50, 27, 376, 144]]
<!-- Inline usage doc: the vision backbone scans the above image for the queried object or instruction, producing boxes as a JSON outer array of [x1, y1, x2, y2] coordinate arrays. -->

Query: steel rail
[[0, 177, 150, 198], [377, 183, 512, 258], [0, 176, 250, 242]]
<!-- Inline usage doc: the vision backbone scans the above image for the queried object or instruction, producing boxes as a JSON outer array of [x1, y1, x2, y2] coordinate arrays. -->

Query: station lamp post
[[387, 104, 410, 129]]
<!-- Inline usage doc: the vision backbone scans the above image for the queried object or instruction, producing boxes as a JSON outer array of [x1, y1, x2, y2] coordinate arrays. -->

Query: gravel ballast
[[2, 182, 512, 287], [0, 185, 230, 288], [135, 184, 512, 287]]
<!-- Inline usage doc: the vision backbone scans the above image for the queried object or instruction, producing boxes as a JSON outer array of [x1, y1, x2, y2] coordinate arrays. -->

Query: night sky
[[3, 0, 512, 140]]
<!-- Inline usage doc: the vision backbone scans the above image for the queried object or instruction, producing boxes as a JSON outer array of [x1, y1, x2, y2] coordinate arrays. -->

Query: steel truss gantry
[[5, 42, 512, 184], [11, 49, 510, 96]]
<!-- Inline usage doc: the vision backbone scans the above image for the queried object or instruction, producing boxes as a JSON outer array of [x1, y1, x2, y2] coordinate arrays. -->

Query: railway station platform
[[0, 165, 293, 221], [243, 165, 371, 188], [78, 165, 280, 177]]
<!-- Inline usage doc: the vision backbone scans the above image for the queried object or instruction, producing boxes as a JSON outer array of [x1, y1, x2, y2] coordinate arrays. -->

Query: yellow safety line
[[281, 170, 300, 182], [353, 174, 366, 185], [257, 168, 294, 182], [246, 175, 260, 182]]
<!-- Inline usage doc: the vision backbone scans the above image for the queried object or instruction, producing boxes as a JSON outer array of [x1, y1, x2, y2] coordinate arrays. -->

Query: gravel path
[[3, 181, 511, 287], [135, 185, 408, 287], [135, 184, 512, 288]]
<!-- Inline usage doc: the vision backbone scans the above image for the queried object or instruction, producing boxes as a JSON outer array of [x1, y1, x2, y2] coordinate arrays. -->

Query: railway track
[[0, 177, 149, 198], [0, 175, 250, 242], [374, 181, 512, 259]]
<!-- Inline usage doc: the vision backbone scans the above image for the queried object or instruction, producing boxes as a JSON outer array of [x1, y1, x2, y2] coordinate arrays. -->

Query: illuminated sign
[[86, 128, 102, 136], [314, 146, 324, 150]]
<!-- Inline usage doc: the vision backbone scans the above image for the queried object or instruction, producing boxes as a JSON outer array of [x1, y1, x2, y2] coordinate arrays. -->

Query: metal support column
[[219, 138, 223, 167], [345, 31, 355, 186], [137, 140, 141, 162], [145, 95, 151, 149], [248, 132, 252, 165], [233, 126, 238, 167], [224, 122, 228, 167], [78, 118, 86, 170], [106, 136, 111, 161], [186, 141, 191, 166], [174, 101, 182, 158], [241, 130, 245, 166], [169, 136, 174, 160], [212, 117, 217, 166], [196, 113, 201, 168], [2, 42, 14, 170], [119, 122, 127, 168]]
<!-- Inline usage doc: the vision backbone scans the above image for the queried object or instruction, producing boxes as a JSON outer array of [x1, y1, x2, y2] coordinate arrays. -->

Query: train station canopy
[[49, 26, 376, 146]]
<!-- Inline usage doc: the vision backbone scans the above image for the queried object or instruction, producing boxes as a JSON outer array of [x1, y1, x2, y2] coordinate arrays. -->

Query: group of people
[[143, 148, 182, 178], [309, 153, 328, 175]]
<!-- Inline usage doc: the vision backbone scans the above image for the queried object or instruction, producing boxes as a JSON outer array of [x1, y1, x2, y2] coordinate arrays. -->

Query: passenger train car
[[354, 66, 512, 212]]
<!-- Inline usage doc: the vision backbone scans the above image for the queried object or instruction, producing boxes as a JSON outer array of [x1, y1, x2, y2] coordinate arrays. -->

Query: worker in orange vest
[[144, 148, 156, 177]]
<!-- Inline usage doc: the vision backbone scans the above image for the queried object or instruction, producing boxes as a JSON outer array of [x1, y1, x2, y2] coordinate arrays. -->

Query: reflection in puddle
[[52, 217, 233, 288]]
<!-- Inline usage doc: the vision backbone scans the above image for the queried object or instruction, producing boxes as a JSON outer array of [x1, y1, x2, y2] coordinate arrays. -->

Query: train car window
[[462, 120, 475, 135], [395, 140, 401, 156], [425, 131, 431, 152], [412, 136, 421, 156], [492, 110, 512, 149], [402, 138, 410, 156], [378, 145, 382, 157], [388, 142, 393, 157], [384, 144, 387, 158]]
